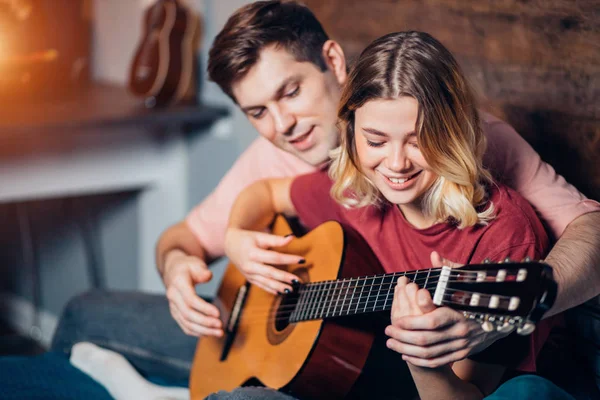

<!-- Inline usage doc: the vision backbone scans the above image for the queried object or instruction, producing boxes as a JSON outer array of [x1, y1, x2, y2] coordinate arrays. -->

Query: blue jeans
[[206, 376, 575, 400], [0, 352, 113, 400], [485, 375, 574, 400], [50, 290, 199, 387]]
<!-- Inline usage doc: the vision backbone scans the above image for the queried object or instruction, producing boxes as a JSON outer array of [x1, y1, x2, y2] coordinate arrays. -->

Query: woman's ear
[[321, 40, 347, 85]]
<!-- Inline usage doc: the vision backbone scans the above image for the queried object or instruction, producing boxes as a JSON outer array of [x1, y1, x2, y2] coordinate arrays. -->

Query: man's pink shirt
[[186, 113, 600, 259]]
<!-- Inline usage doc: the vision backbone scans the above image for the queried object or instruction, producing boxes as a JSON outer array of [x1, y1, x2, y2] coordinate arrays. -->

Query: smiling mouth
[[289, 126, 314, 144], [385, 171, 422, 184]]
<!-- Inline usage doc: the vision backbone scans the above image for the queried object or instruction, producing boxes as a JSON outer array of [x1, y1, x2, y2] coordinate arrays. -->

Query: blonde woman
[[222, 31, 555, 399]]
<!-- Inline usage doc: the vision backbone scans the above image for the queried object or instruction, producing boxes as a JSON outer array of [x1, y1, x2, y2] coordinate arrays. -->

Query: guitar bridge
[[220, 283, 250, 361]]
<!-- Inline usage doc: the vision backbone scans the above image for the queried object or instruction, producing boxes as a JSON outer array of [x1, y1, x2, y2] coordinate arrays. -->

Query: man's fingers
[[385, 334, 470, 362], [188, 262, 213, 284], [392, 307, 464, 330], [177, 278, 220, 318], [251, 248, 304, 269]]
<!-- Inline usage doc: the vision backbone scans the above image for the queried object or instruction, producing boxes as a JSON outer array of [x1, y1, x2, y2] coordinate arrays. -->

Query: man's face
[[232, 45, 344, 166]]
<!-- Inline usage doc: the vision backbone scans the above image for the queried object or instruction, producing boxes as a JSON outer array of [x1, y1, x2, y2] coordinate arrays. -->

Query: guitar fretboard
[[288, 268, 443, 323]]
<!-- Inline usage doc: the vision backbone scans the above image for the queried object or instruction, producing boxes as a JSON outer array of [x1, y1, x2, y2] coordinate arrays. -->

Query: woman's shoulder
[[485, 183, 548, 243]]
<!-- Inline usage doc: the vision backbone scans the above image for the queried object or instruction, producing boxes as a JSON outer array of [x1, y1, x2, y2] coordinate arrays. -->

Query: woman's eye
[[285, 86, 300, 98], [409, 142, 419, 149], [366, 139, 384, 148]]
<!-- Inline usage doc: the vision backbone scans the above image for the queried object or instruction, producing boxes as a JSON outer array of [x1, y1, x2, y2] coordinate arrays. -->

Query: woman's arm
[[389, 277, 505, 400], [224, 177, 303, 294]]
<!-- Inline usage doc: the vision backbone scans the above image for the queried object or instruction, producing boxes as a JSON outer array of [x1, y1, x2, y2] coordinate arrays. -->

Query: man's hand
[[163, 250, 223, 337], [224, 228, 303, 294], [384, 251, 512, 368]]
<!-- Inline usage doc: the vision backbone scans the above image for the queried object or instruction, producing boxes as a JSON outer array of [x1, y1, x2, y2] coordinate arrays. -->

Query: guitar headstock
[[440, 259, 557, 335]]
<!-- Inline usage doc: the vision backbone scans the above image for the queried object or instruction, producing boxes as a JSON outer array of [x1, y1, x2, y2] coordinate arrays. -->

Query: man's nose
[[271, 105, 295, 135]]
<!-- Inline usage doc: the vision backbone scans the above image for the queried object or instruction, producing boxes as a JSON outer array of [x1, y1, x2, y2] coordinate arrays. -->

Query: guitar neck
[[289, 268, 444, 323]]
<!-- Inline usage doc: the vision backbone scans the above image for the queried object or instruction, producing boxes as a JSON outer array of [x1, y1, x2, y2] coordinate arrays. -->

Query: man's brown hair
[[208, 0, 329, 101]]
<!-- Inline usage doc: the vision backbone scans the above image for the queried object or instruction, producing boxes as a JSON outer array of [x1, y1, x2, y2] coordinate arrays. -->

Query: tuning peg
[[522, 256, 531, 263], [483, 258, 491, 264], [504, 257, 512, 263], [481, 316, 494, 332], [516, 322, 536, 335], [497, 322, 515, 333]]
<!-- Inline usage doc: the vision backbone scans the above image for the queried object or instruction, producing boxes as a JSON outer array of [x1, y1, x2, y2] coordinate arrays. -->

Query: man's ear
[[321, 40, 347, 85]]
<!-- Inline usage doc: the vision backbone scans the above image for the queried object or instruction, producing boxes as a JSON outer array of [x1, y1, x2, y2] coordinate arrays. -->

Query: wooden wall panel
[[304, 0, 600, 200]]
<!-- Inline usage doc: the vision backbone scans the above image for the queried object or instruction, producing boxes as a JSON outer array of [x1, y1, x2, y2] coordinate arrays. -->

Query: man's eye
[[250, 109, 266, 119], [366, 139, 384, 148]]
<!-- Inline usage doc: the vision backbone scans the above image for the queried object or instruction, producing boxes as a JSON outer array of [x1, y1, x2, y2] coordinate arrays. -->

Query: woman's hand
[[384, 252, 510, 368], [224, 227, 304, 294]]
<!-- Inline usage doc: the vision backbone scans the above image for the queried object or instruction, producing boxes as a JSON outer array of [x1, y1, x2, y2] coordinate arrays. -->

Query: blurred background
[[0, 0, 597, 354]]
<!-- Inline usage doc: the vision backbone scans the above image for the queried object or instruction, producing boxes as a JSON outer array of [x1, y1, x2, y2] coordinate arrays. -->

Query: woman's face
[[354, 97, 438, 211]]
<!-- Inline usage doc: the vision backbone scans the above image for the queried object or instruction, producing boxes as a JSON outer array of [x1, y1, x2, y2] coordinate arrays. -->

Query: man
[[52, 0, 600, 391]]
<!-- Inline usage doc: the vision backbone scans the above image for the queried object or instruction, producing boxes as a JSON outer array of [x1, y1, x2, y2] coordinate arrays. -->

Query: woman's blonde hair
[[330, 31, 495, 228]]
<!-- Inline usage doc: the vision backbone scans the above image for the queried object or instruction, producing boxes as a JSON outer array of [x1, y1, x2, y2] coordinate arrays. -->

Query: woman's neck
[[397, 202, 437, 229]]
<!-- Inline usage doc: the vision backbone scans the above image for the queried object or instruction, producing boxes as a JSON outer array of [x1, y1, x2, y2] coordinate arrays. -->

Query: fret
[[334, 279, 346, 316], [294, 287, 307, 322], [321, 281, 335, 318], [354, 276, 366, 315], [341, 278, 353, 317], [328, 280, 342, 319], [364, 276, 375, 313], [373, 275, 385, 312], [340, 278, 356, 315], [383, 272, 399, 311], [306, 283, 318, 320], [339, 279, 351, 316], [315, 281, 329, 320], [312, 282, 324, 320], [309, 283, 321, 320], [424, 268, 432, 291], [300, 284, 313, 321]]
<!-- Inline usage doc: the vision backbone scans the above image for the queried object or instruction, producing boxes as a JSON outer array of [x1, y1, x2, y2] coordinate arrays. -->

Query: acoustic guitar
[[190, 216, 557, 399], [128, 0, 201, 107]]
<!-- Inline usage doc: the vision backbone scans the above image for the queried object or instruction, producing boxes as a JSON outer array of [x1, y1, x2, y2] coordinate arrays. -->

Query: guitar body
[[128, 0, 201, 106], [190, 217, 410, 399], [190, 216, 556, 399]]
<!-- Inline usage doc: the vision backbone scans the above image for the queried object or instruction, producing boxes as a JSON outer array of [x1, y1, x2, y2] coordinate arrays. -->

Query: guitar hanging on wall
[[189, 215, 557, 400], [128, 0, 201, 108]]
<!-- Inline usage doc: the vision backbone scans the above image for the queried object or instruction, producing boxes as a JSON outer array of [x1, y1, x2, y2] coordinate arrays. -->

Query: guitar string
[[234, 271, 520, 318], [238, 291, 511, 326], [234, 278, 519, 321], [237, 287, 516, 325]]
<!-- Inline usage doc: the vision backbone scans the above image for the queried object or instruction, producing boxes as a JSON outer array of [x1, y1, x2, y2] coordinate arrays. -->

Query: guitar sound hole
[[275, 291, 300, 331]]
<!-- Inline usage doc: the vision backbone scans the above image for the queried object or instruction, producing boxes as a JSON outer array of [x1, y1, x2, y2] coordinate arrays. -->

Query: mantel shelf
[[0, 82, 229, 136]]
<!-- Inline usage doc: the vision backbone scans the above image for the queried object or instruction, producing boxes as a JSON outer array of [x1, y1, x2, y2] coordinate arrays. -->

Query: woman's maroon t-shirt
[[290, 169, 556, 372]]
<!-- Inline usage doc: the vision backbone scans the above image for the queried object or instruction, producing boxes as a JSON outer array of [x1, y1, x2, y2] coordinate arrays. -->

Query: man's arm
[[156, 137, 313, 335], [156, 221, 210, 280], [544, 211, 600, 316], [482, 114, 600, 312]]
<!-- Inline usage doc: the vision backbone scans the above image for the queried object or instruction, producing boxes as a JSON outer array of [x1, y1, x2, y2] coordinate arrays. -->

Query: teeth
[[389, 177, 409, 184]]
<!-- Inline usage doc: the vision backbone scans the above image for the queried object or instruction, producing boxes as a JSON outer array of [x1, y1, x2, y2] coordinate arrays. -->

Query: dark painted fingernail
[[284, 288, 291, 294], [298, 259, 306, 264], [292, 279, 299, 285]]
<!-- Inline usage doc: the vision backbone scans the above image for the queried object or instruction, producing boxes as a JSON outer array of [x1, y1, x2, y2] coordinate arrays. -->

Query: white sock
[[70, 342, 189, 400]]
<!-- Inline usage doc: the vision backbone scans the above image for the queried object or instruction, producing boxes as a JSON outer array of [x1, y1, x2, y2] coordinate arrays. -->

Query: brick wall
[[304, 0, 599, 200]]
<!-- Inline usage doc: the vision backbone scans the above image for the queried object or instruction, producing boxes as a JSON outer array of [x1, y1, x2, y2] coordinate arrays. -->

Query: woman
[[222, 31, 554, 399]]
